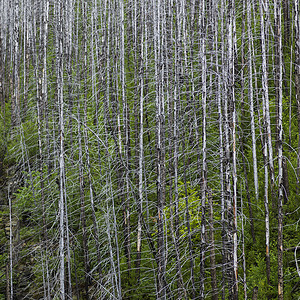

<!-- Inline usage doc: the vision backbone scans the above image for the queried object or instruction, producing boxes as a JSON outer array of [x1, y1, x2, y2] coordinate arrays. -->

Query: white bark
[[275, 0, 284, 297], [200, 0, 207, 296], [247, 0, 259, 200], [259, 0, 275, 185], [56, 0, 65, 297]]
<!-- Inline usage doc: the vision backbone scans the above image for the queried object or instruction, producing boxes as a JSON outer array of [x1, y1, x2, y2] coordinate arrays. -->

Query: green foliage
[[5, 119, 39, 168], [164, 181, 201, 237], [247, 251, 277, 299]]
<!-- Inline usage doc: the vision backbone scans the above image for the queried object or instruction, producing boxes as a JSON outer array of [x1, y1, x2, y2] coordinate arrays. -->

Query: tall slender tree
[[55, 0, 66, 297]]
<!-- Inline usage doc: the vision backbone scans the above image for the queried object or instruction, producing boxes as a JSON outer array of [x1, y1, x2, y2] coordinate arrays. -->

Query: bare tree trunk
[[295, 0, 300, 190], [86, 2, 104, 290], [259, 0, 276, 203], [208, 189, 218, 300], [173, 0, 197, 298], [275, 0, 284, 297], [241, 193, 247, 300], [137, 18, 143, 284], [56, 0, 65, 297], [283, 157, 289, 203], [168, 2, 186, 296], [8, 183, 13, 300], [80, 4, 91, 298], [284, 0, 291, 47], [216, 34, 226, 300], [21, 0, 29, 121], [263, 130, 271, 288], [247, 0, 259, 202], [120, 0, 132, 279], [153, 0, 167, 298], [11, 0, 20, 127], [259, 0, 272, 288], [224, 0, 238, 297], [199, 0, 207, 297], [230, 4, 238, 298]]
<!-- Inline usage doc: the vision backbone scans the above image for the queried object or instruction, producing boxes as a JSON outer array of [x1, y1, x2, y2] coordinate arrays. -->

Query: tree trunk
[[275, 0, 284, 297], [295, 0, 300, 191], [252, 286, 259, 300], [153, 0, 167, 298], [208, 189, 218, 300], [199, 0, 207, 297], [259, 0, 272, 289], [8, 184, 13, 300], [283, 0, 291, 47], [247, 0, 259, 202], [259, 0, 276, 208], [56, 0, 65, 297]]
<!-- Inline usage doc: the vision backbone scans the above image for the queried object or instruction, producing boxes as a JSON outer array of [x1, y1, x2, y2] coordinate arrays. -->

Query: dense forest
[[0, 0, 299, 299]]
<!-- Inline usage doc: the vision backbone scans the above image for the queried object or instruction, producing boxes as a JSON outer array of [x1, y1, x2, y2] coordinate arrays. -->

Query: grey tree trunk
[[56, 0, 65, 297], [208, 189, 218, 300], [295, 0, 300, 190], [259, 0, 271, 288], [8, 184, 13, 300], [275, 0, 284, 297], [153, 0, 167, 298]]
